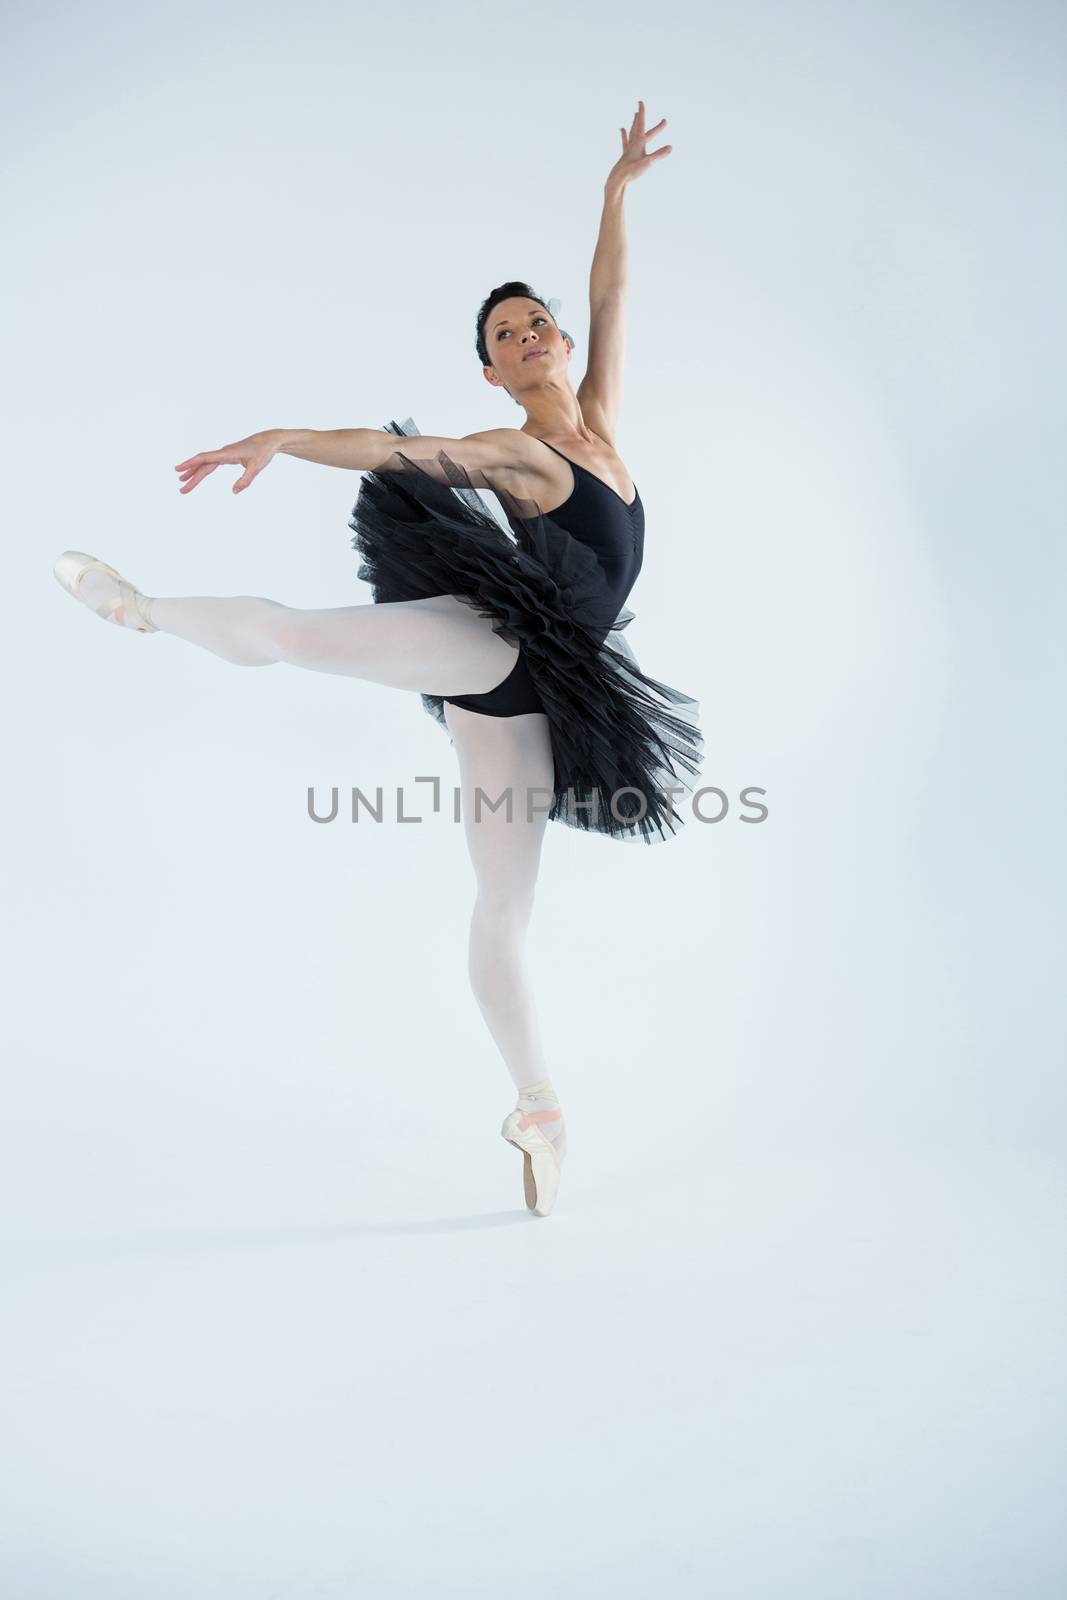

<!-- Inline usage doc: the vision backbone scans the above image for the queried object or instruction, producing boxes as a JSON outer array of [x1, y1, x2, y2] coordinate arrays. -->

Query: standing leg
[[443, 700, 567, 1165]]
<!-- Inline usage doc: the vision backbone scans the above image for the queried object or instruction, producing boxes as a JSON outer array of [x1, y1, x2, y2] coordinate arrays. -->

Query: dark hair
[[475, 280, 554, 369]]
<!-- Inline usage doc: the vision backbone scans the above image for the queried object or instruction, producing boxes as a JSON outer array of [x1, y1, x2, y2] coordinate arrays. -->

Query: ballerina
[[53, 102, 699, 1218]]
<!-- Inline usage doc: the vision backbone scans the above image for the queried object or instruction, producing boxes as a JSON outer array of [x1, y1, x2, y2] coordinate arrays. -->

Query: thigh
[[275, 592, 521, 695], [405, 595, 521, 696], [443, 701, 556, 901]]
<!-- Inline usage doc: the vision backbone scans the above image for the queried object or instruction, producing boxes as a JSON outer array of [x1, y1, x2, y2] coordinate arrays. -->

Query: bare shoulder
[[461, 427, 559, 501], [461, 428, 548, 475]]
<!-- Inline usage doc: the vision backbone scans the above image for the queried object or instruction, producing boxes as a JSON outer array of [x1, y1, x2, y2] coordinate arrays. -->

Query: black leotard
[[443, 439, 645, 717], [349, 418, 701, 841]]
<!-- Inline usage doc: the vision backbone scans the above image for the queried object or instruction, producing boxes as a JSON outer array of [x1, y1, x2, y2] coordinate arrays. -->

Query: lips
[[523, 349, 546, 361]]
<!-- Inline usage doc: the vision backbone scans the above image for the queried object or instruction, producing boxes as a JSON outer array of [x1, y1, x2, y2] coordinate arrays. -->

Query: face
[[484, 296, 570, 396]]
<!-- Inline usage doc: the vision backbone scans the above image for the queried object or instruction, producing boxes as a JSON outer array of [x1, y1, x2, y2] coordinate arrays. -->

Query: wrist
[[273, 428, 313, 455]]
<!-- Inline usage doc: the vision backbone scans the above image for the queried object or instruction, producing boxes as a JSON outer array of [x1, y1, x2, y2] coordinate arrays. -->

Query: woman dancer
[[53, 103, 701, 1218]]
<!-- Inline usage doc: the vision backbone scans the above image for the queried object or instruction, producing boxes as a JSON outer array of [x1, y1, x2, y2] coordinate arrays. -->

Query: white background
[[3, 0, 1064, 1593]]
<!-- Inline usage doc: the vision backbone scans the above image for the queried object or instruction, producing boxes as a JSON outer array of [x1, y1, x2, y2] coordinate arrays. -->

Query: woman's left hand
[[605, 100, 672, 194]]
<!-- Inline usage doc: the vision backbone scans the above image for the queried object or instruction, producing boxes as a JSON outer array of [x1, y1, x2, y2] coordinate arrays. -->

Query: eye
[[498, 317, 548, 341]]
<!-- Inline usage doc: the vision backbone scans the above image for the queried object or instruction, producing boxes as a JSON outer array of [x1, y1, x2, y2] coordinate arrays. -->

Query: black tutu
[[348, 417, 704, 846]]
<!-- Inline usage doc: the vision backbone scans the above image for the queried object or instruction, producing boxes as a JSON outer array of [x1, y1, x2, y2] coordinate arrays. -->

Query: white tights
[[146, 588, 557, 1095]]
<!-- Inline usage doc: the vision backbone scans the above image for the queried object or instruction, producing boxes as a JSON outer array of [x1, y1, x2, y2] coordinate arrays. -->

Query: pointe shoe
[[53, 550, 158, 632], [501, 1105, 564, 1217]]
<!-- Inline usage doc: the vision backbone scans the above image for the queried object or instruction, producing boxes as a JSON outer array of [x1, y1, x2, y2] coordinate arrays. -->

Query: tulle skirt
[[348, 418, 704, 845]]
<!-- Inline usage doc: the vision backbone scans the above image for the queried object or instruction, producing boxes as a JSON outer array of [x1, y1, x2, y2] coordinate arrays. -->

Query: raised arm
[[175, 426, 532, 496], [577, 100, 672, 448]]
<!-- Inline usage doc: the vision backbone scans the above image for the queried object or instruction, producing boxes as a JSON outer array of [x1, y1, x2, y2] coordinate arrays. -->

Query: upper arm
[[576, 292, 626, 446], [369, 427, 530, 480]]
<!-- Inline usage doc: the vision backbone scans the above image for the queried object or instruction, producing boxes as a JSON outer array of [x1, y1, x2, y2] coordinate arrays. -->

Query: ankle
[[516, 1077, 560, 1110], [515, 1077, 564, 1140]]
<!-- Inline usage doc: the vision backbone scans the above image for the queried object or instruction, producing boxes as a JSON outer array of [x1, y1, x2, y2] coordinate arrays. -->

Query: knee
[[249, 599, 298, 660], [473, 882, 537, 929]]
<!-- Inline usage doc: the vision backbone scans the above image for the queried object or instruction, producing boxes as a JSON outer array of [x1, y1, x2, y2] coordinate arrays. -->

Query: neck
[[518, 387, 596, 444]]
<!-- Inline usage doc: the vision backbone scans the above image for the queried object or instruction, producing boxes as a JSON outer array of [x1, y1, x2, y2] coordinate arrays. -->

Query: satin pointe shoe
[[501, 1103, 564, 1218], [53, 550, 158, 632]]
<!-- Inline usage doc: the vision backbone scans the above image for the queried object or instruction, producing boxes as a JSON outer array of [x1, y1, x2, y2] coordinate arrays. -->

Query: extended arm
[[577, 191, 628, 446], [577, 100, 672, 447], [277, 428, 523, 474], [174, 427, 531, 496]]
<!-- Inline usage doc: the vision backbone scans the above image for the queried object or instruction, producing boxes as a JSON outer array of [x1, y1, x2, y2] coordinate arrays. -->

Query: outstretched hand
[[605, 100, 672, 193], [174, 429, 281, 495]]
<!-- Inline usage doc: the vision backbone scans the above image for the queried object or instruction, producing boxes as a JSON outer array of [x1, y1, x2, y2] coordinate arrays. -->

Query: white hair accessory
[[545, 297, 575, 350]]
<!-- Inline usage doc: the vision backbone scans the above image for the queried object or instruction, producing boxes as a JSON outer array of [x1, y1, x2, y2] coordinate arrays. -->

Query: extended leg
[[65, 555, 520, 694], [147, 591, 521, 694]]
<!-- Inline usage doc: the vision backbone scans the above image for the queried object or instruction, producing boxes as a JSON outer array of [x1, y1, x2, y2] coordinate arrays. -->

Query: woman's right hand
[[174, 429, 284, 495]]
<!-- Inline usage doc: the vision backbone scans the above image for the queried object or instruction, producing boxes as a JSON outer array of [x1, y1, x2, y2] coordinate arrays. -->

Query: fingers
[[174, 448, 246, 495], [623, 102, 668, 152], [175, 451, 224, 482], [177, 461, 255, 494], [177, 463, 219, 494]]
